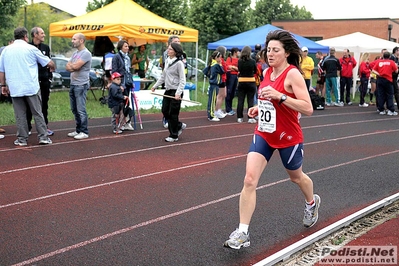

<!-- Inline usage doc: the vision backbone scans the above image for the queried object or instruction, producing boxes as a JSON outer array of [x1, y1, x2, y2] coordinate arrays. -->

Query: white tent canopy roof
[[316, 32, 398, 53]]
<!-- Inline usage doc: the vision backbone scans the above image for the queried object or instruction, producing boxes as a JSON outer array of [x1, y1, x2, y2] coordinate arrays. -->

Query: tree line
[[0, 0, 312, 56]]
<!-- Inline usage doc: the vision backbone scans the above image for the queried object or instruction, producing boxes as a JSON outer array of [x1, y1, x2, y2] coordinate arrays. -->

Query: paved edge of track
[[253, 192, 399, 266]]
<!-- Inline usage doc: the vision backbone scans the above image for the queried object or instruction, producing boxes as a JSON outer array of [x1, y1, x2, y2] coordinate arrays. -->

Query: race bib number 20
[[258, 99, 276, 133]]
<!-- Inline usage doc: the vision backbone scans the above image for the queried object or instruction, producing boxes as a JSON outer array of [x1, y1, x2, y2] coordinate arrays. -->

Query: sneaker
[[387, 110, 398, 116], [248, 118, 257, 124], [68, 131, 79, 137], [227, 110, 236, 116], [379, 111, 386, 115], [325, 102, 333, 107], [47, 128, 54, 136], [28, 131, 32, 136], [162, 118, 168, 129], [208, 117, 220, 122], [0, 128, 5, 133], [39, 138, 52, 145], [223, 229, 250, 249], [347, 102, 353, 106], [303, 194, 321, 228], [123, 123, 134, 131], [237, 118, 243, 123], [334, 102, 344, 107], [359, 103, 369, 107], [215, 110, 227, 119], [74, 132, 89, 140], [0, 134, 4, 139], [113, 129, 123, 134], [14, 139, 27, 146], [178, 123, 186, 136], [165, 137, 178, 142], [369, 101, 375, 105]]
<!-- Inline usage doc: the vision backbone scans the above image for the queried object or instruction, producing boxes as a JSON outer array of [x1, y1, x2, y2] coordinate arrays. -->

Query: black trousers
[[162, 89, 183, 138], [27, 79, 50, 131], [339, 76, 352, 104], [376, 77, 395, 112]]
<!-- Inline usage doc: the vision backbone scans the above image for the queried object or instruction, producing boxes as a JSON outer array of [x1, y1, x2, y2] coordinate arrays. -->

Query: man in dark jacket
[[321, 47, 342, 106], [27, 27, 54, 135]]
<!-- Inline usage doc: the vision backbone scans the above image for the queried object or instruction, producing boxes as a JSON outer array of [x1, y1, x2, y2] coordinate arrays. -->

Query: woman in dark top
[[236, 45, 258, 123]]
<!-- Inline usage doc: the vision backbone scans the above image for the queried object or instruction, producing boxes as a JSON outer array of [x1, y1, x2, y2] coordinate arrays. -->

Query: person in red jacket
[[373, 51, 398, 115], [358, 53, 371, 107], [339, 49, 357, 105]]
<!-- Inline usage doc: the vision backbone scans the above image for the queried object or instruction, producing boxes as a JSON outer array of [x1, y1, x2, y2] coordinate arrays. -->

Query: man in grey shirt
[[66, 33, 92, 140]]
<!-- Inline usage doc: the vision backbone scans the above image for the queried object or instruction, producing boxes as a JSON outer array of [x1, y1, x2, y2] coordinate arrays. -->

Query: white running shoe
[[208, 117, 220, 122], [74, 132, 89, 140], [123, 123, 134, 131], [303, 194, 321, 228], [223, 229, 250, 249], [67, 131, 79, 137]]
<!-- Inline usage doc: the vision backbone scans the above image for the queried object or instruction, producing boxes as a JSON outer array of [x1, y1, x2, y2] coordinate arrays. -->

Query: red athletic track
[[1, 107, 399, 266]]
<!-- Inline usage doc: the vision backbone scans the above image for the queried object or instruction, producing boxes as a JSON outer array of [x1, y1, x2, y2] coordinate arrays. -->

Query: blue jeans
[[69, 83, 89, 134]]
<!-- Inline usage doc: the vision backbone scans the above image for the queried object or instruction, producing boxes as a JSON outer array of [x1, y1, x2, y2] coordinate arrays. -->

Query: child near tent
[[203, 51, 225, 121], [108, 72, 128, 134]]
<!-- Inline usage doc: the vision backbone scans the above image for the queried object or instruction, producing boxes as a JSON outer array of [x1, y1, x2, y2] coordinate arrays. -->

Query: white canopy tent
[[316, 32, 399, 97]]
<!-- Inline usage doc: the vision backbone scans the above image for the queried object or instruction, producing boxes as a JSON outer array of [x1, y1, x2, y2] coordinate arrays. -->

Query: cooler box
[[133, 75, 140, 91]]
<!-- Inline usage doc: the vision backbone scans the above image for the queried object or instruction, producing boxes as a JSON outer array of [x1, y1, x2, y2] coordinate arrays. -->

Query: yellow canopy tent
[[49, 0, 199, 99], [49, 0, 198, 44]]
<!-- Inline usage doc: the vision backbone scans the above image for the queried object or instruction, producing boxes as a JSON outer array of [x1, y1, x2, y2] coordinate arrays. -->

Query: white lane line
[[2, 129, 399, 208], [0, 116, 396, 153], [10, 149, 399, 266]]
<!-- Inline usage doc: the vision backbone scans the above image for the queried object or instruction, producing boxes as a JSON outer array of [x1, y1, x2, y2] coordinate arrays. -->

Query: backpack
[[309, 90, 325, 110]]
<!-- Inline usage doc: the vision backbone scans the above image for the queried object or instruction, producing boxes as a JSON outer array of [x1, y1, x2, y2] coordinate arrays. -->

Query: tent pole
[[195, 41, 198, 101], [203, 49, 209, 93]]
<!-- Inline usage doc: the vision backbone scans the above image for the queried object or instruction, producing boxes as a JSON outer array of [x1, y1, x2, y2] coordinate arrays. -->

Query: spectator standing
[[65, 33, 92, 140], [225, 47, 239, 116], [358, 53, 371, 107], [0, 27, 54, 146], [132, 45, 149, 83], [108, 72, 128, 134], [315, 51, 325, 97], [214, 46, 228, 119], [373, 51, 398, 115], [368, 56, 381, 106], [300, 46, 315, 90], [339, 49, 357, 105], [251, 44, 262, 60], [389, 47, 399, 109], [236, 46, 257, 124], [224, 30, 319, 250], [111, 40, 135, 131], [203, 51, 224, 121], [0, 39, 14, 104], [27, 27, 53, 136], [321, 47, 342, 106], [151, 43, 186, 142], [103, 48, 116, 86], [160, 35, 182, 129]]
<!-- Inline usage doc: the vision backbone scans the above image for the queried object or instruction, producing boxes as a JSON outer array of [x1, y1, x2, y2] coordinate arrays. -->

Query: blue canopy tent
[[207, 24, 329, 54]]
